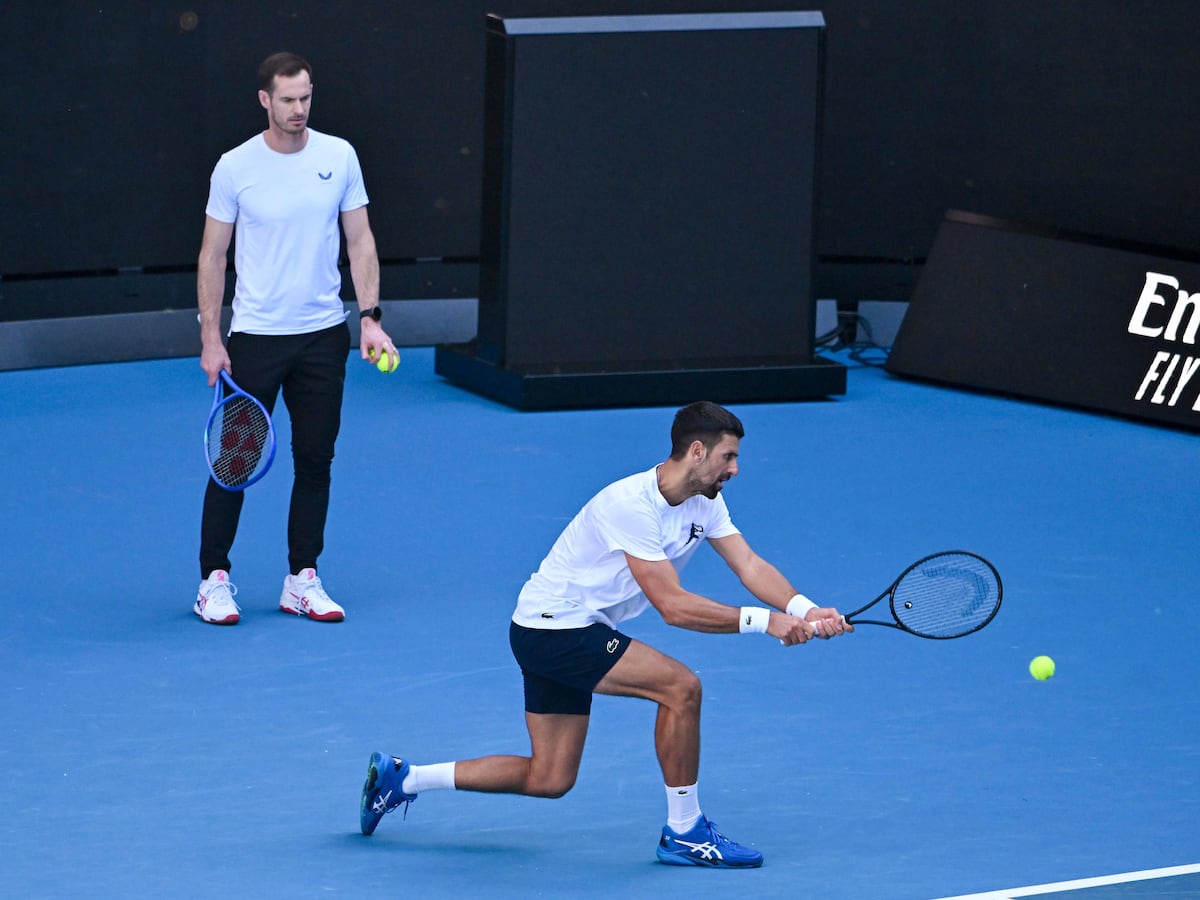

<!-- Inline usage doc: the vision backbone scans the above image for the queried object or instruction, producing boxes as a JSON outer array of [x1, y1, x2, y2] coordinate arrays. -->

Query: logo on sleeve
[[318, 171, 332, 181]]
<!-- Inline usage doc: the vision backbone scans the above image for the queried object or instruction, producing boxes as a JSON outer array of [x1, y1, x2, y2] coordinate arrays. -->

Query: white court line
[[933, 862, 1200, 899]]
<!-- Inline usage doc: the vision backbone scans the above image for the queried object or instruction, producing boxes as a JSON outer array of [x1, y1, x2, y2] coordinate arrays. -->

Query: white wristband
[[786, 593, 817, 618], [739, 606, 771, 634]]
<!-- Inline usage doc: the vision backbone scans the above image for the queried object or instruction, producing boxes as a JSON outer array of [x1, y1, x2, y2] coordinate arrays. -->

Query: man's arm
[[197, 215, 234, 386], [625, 553, 817, 645], [709, 533, 851, 637], [708, 533, 798, 610], [341, 206, 393, 361]]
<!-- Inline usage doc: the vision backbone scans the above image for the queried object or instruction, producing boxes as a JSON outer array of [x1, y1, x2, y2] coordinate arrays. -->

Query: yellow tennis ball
[[374, 349, 398, 373], [1029, 655, 1056, 680]]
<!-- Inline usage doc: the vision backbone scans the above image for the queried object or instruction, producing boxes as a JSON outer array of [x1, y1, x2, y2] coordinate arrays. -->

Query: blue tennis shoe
[[656, 815, 764, 867], [360, 752, 416, 836]]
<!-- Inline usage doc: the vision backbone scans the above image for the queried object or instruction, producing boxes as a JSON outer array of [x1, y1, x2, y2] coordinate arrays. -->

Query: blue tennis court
[[1, 347, 1196, 899]]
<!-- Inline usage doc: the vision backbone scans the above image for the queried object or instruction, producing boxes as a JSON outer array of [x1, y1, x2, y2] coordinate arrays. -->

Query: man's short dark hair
[[258, 52, 312, 94], [669, 401, 744, 459]]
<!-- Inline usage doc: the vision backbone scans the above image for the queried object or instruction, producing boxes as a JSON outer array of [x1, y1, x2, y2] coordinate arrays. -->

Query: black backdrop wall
[[4, 1, 1198, 319]]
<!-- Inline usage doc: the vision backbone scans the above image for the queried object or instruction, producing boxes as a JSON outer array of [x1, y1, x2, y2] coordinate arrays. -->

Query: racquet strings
[[207, 395, 271, 488], [892, 552, 1001, 638]]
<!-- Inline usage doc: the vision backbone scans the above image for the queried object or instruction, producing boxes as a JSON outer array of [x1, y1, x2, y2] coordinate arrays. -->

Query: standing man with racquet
[[194, 52, 396, 626], [360, 401, 852, 867]]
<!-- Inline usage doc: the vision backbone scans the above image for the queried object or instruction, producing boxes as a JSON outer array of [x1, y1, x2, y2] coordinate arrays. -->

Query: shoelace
[[204, 579, 240, 609], [677, 819, 733, 851], [374, 788, 413, 820], [701, 821, 758, 860], [301, 577, 335, 609], [704, 822, 731, 845]]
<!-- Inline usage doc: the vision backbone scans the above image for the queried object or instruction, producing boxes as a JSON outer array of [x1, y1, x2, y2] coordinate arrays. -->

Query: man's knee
[[531, 773, 576, 799], [291, 449, 334, 486], [665, 666, 702, 712], [525, 761, 579, 799]]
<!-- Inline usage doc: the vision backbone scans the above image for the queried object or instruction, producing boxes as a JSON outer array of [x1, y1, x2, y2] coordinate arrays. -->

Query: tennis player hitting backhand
[[360, 401, 852, 867]]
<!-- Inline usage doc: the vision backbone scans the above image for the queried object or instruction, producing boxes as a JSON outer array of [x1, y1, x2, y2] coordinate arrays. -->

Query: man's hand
[[770, 608, 854, 645], [200, 341, 231, 388], [360, 318, 398, 368], [769, 611, 821, 645], [806, 608, 854, 639]]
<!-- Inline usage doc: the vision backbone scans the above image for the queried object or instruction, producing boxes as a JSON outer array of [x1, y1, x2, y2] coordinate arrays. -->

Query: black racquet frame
[[843, 550, 1002, 639]]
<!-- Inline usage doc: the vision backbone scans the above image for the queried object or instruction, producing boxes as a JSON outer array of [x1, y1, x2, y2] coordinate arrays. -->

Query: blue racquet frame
[[203, 371, 276, 491]]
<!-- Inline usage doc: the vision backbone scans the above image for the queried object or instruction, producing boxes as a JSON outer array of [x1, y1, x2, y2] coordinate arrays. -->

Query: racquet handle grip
[[778, 616, 852, 645], [779, 620, 827, 645], [809, 615, 850, 638]]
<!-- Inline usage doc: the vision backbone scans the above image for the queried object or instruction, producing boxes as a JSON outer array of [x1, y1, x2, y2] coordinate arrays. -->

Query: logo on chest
[[318, 171, 332, 181], [684, 523, 704, 545]]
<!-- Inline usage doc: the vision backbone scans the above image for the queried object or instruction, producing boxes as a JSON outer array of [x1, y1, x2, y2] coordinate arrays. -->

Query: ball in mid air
[[1029, 655, 1056, 680]]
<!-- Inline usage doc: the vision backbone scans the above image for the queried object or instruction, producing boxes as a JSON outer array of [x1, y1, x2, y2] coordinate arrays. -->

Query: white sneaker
[[195, 570, 240, 625], [280, 568, 345, 622]]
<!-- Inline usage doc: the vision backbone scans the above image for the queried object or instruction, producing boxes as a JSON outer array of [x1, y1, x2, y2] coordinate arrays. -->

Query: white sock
[[665, 782, 702, 833], [401, 761, 456, 795]]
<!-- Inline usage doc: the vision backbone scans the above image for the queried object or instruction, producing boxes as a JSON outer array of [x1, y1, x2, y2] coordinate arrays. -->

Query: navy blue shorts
[[508, 621, 631, 715]]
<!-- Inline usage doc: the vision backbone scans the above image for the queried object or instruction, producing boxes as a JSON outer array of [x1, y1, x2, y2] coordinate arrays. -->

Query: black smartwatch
[[360, 306, 382, 322]]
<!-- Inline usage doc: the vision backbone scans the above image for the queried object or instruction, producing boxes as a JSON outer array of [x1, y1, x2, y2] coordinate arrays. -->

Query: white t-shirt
[[512, 466, 741, 630], [205, 128, 369, 335]]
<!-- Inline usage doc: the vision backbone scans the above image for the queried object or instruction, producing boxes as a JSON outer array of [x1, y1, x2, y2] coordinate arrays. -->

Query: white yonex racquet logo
[[677, 839, 723, 860]]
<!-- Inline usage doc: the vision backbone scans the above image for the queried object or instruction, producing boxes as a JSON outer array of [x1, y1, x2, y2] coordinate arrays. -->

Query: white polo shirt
[[512, 466, 740, 630], [205, 128, 369, 335]]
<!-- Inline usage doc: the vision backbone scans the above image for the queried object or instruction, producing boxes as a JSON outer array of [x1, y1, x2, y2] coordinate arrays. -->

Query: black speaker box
[[436, 11, 845, 410]]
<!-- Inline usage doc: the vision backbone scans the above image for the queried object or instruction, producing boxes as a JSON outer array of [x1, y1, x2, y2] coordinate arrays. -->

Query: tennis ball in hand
[[371, 348, 399, 373], [1029, 655, 1056, 680]]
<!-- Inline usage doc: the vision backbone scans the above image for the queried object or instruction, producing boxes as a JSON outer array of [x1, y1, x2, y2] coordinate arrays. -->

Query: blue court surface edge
[[1, 347, 1196, 899]]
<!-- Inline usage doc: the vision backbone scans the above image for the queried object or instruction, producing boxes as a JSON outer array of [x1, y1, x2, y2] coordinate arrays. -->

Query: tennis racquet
[[834, 551, 1002, 639], [204, 371, 276, 491]]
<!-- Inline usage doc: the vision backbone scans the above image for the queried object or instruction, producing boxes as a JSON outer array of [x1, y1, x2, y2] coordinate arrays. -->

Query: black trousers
[[200, 322, 350, 578]]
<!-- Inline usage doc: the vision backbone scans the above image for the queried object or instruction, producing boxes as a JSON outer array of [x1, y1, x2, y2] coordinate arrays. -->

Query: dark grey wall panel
[[4, 1, 1198, 317], [816, 1, 1200, 266]]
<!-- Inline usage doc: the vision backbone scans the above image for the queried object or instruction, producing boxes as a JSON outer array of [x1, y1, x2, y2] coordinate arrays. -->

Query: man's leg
[[593, 639, 702, 786], [453, 711, 590, 798], [198, 333, 287, 579], [359, 711, 590, 835], [280, 324, 349, 574], [594, 640, 763, 867]]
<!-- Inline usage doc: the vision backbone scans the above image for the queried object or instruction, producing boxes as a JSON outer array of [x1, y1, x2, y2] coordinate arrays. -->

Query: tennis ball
[[373, 348, 399, 373], [1029, 655, 1056, 680]]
